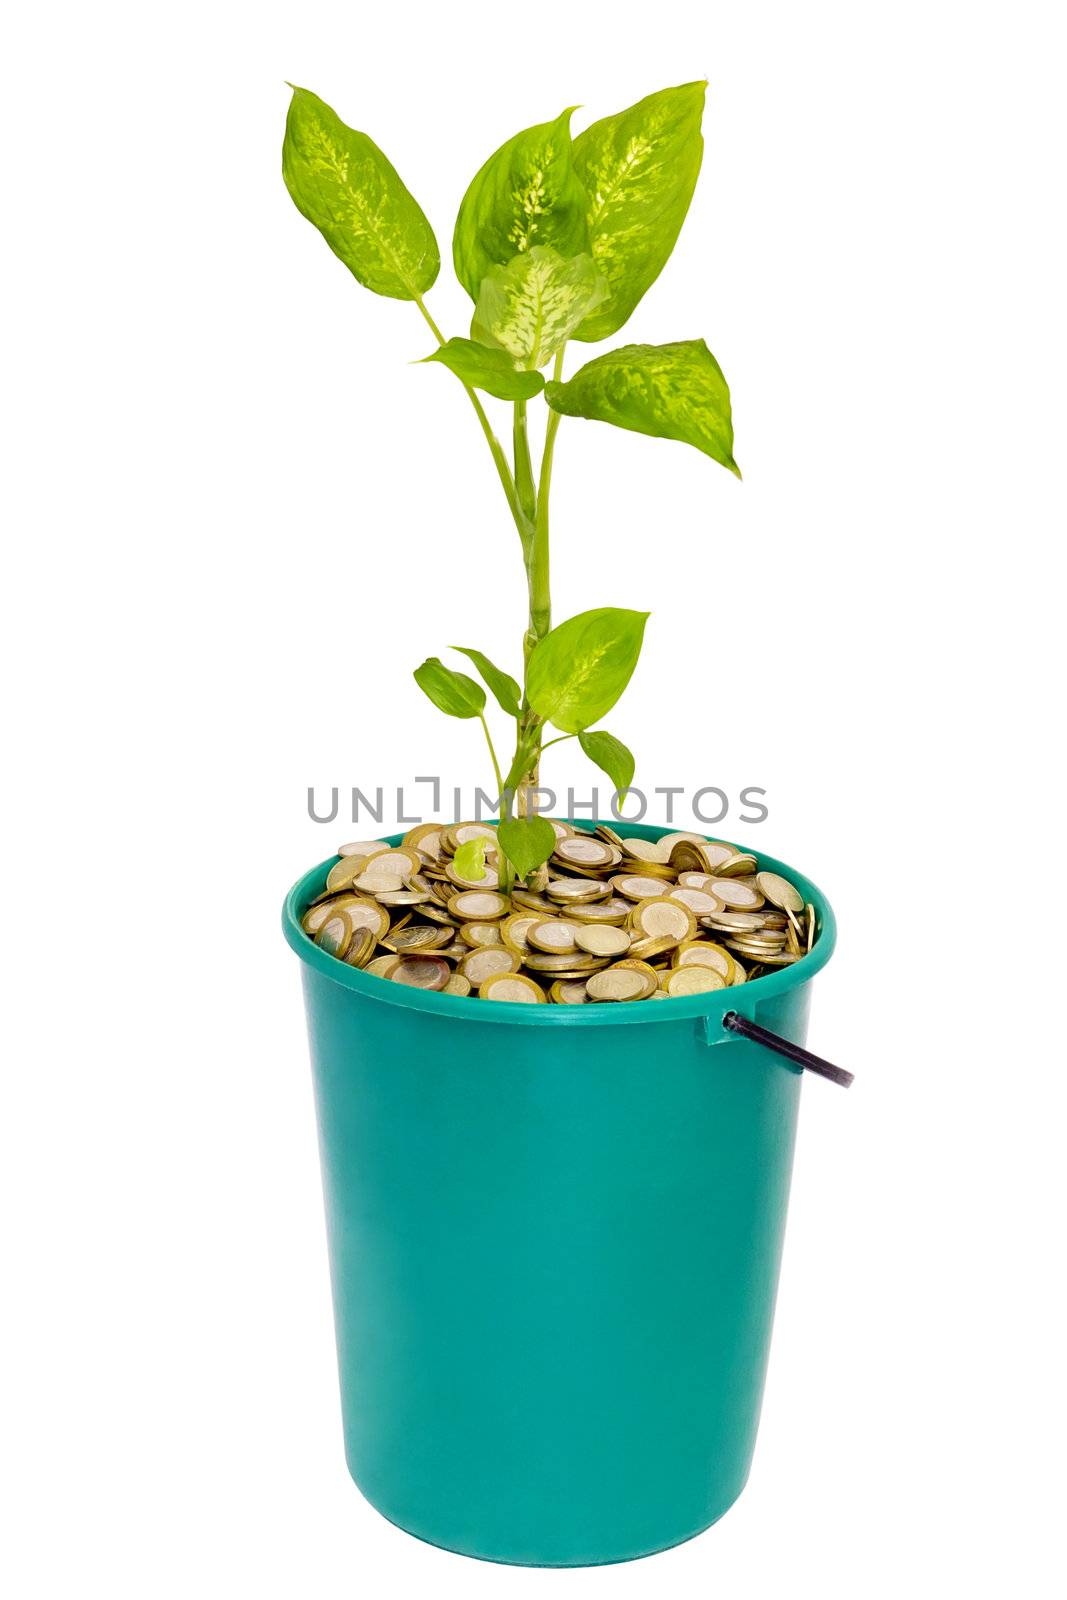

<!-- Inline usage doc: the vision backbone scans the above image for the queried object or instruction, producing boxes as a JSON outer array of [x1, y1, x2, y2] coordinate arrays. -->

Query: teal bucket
[[283, 821, 836, 1566]]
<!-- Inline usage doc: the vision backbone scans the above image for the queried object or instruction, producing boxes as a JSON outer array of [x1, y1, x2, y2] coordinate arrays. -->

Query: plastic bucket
[[282, 821, 836, 1566]]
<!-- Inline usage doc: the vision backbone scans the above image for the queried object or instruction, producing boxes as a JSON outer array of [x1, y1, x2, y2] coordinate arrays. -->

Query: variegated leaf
[[545, 340, 739, 475], [572, 82, 705, 341], [470, 247, 607, 370], [282, 87, 439, 300], [452, 110, 590, 301]]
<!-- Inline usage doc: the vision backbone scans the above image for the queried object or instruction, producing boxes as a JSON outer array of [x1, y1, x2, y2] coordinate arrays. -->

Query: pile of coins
[[300, 821, 818, 1004]]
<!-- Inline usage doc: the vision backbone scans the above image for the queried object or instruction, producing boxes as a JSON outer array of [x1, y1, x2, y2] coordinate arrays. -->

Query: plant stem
[[478, 713, 504, 803], [513, 345, 567, 811], [528, 346, 566, 646], [414, 295, 533, 551], [513, 400, 537, 525]]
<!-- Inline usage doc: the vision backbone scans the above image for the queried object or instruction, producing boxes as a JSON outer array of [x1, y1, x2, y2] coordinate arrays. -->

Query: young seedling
[[283, 82, 739, 888]]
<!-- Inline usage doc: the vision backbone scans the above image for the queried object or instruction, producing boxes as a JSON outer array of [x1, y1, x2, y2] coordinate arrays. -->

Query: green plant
[[282, 82, 739, 887]]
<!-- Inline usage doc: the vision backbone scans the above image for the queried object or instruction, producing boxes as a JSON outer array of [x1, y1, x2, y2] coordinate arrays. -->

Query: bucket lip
[[282, 820, 836, 1027]]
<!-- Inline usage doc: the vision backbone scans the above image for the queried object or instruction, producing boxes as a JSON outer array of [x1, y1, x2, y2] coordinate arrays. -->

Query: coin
[[755, 871, 804, 912], [305, 829, 822, 1006], [554, 835, 616, 868], [479, 973, 546, 1003], [449, 890, 509, 920], [617, 837, 671, 864], [390, 955, 450, 990], [316, 910, 353, 958], [587, 966, 650, 1001], [664, 966, 726, 996], [342, 926, 376, 968], [708, 878, 765, 910], [527, 918, 581, 954], [613, 874, 676, 901], [668, 886, 723, 917], [500, 913, 540, 955], [574, 925, 631, 957], [549, 979, 589, 1004], [674, 940, 734, 980], [545, 877, 610, 903], [459, 946, 520, 984], [385, 924, 452, 952], [460, 921, 504, 948], [631, 897, 697, 945], [364, 954, 401, 979]]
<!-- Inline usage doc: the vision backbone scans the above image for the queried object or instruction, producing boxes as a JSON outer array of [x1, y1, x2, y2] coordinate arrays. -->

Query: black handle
[[722, 1011, 854, 1088]]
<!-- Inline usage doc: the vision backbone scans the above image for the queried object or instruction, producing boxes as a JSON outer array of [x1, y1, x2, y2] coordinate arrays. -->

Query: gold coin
[[459, 946, 520, 984], [708, 878, 765, 910], [664, 966, 726, 996], [526, 918, 581, 954], [445, 821, 498, 851], [511, 888, 554, 911], [460, 921, 504, 948], [302, 901, 337, 936], [714, 852, 759, 878], [449, 889, 509, 920], [574, 925, 631, 957], [337, 840, 389, 859], [612, 874, 676, 901], [315, 910, 353, 959], [806, 904, 816, 955], [631, 896, 697, 945], [364, 954, 401, 979], [554, 835, 616, 868], [658, 831, 713, 852], [385, 924, 452, 953], [443, 972, 472, 996], [675, 941, 734, 980], [696, 841, 738, 872], [549, 979, 589, 1004], [500, 913, 541, 955], [342, 926, 376, 968], [324, 895, 389, 941], [375, 890, 432, 907], [756, 871, 805, 913], [618, 836, 671, 864], [701, 910, 765, 932], [390, 955, 451, 990], [479, 972, 546, 1003], [326, 856, 370, 893], [402, 823, 443, 857], [523, 951, 603, 974], [545, 876, 610, 903], [352, 872, 407, 896], [669, 886, 723, 917], [626, 934, 681, 962], [587, 967, 650, 1002]]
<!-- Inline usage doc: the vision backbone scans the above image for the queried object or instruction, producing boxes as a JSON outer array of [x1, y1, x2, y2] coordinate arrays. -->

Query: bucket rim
[[282, 820, 836, 1027]]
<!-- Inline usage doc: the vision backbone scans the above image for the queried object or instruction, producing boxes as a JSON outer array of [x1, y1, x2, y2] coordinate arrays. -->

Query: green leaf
[[572, 82, 706, 342], [420, 338, 544, 400], [413, 657, 486, 718], [452, 110, 590, 301], [282, 86, 439, 300], [450, 647, 522, 717], [545, 341, 739, 475], [526, 608, 649, 734], [470, 247, 607, 371], [497, 815, 557, 880], [453, 837, 489, 880], [578, 729, 635, 796]]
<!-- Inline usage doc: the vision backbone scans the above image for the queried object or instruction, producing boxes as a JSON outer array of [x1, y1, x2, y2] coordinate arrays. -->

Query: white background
[[3, 2, 1064, 1595]]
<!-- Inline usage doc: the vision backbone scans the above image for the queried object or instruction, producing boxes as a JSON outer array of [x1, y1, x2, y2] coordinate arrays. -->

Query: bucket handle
[[715, 1010, 854, 1088]]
